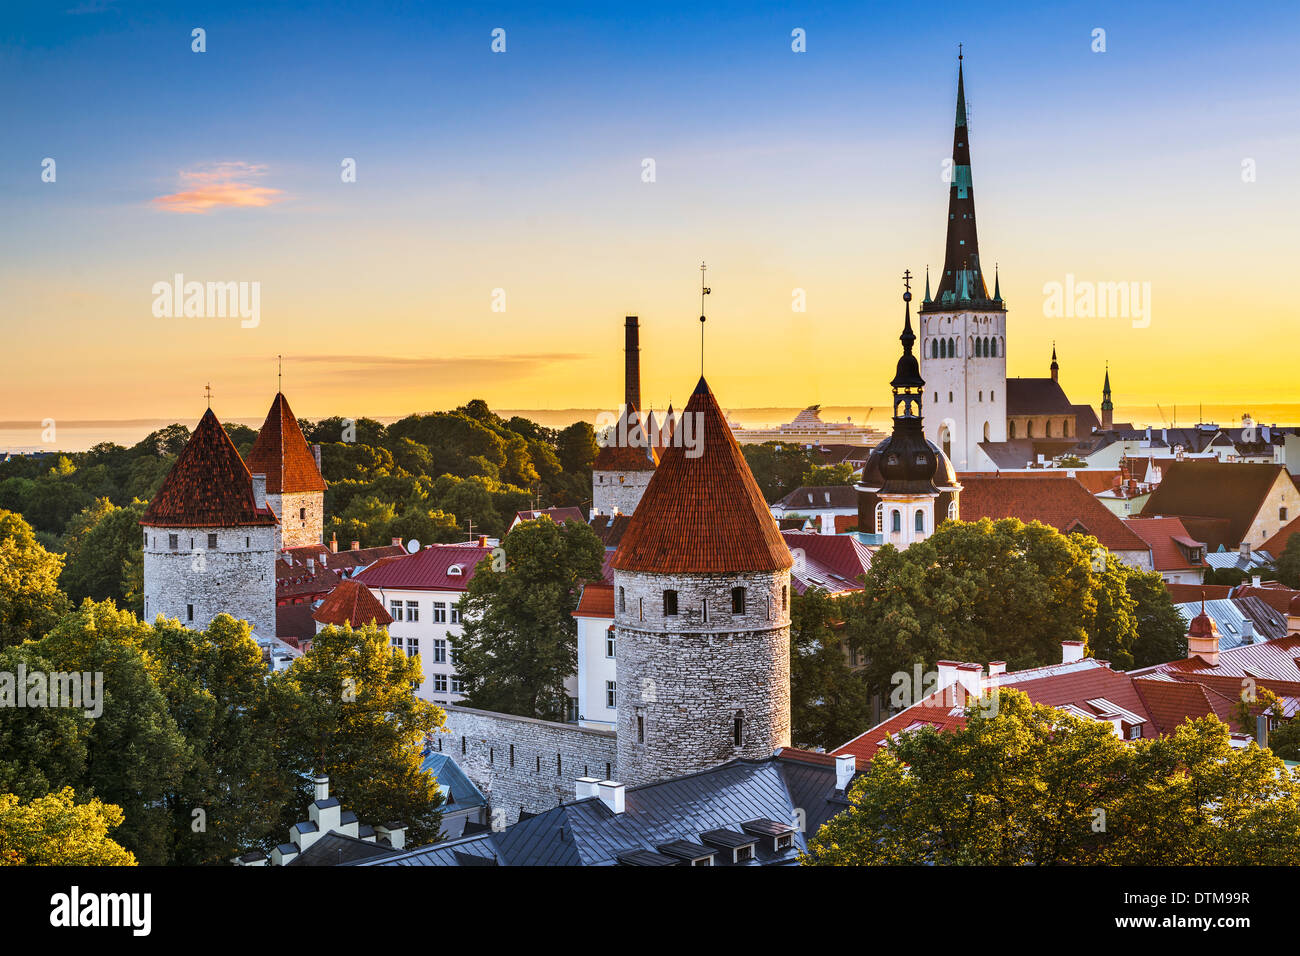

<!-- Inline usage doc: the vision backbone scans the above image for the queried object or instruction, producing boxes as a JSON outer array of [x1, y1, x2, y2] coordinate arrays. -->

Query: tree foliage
[[456, 518, 604, 720], [790, 588, 874, 750], [0, 787, 136, 866], [804, 690, 1300, 865], [0, 510, 71, 649]]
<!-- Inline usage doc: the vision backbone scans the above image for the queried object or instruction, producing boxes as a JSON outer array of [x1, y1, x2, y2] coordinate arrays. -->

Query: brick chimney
[[624, 316, 641, 412], [251, 473, 267, 510], [329, 532, 338, 553]]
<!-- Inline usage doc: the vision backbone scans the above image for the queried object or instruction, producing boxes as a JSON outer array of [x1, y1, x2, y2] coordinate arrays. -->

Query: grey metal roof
[[1174, 596, 1288, 648], [287, 832, 399, 866], [1203, 549, 1274, 572], [421, 750, 488, 810], [351, 832, 502, 867]]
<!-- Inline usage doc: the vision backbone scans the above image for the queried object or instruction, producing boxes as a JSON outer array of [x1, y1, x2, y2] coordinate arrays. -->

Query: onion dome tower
[[611, 377, 792, 787], [857, 276, 961, 545], [246, 392, 327, 549], [592, 316, 658, 519], [1186, 596, 1221, 666], [140, 408, 278, 638]]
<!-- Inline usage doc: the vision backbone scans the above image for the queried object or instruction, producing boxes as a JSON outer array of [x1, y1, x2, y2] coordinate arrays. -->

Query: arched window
[[1064, 418, 1072, 437], [1046, 420, 1053, 438], [915, 509, 925, 533], [733, 711, 744, 748], [990, 337, 999, 358], [891, 510, 902, 533], [875, 502, 884, 534], [731, 587, 746, 615], [947, 499, 959, 520], [974, 337, 982, 357], [618, 586, 625, 613], [1009, 420, 1017, 439], [663, 589, 678, 616], [939, 339, 947, 359], [950, 337, 957, 357], [983, 421, 990, 441], [931, 339, 939, 359], [1026, 421, 1034, 438]]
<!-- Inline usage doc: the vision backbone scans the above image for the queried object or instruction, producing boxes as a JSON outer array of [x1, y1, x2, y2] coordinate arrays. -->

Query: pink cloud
[[152, 162, 285, 213]]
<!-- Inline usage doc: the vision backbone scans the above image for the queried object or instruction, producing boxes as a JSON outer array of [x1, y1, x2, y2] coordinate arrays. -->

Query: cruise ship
[[729, 405, 888, 446]]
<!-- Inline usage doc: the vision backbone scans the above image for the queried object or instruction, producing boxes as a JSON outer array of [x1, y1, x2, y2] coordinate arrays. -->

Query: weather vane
[[699, 261, 711, 376], [204, 383, 213, 409]]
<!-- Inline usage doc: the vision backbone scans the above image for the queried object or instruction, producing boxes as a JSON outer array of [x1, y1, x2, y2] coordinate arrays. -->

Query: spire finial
[[204, 383, 213, 409], [278, 354, 282, 393], [699, 261, 711, 377], [958, 42, 963, 61]]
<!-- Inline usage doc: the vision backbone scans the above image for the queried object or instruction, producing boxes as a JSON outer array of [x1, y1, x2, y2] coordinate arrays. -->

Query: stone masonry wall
[[439, 705, 617, 819], [142, 524, 277, 638], [268, 491, 324, 549], [614, 568, 791, 788], [592, 469, 652, 517]]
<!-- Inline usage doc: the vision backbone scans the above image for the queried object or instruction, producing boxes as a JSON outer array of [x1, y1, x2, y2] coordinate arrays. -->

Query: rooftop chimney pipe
[[624, 316, 641, 412]]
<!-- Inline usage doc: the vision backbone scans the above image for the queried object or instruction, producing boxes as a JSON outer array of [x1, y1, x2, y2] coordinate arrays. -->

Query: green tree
[[273, 623, 445, 847], [33, 601, 190, 865], [0, 644, 88, 800], [59, 498, 147, 614], [1127, 569, 1187, 666], [0, 509, 71, 649], [1274, 533, 1300, 588], [803, 463, 855, 486], [456, 518, 604, 720], [790, 588, 873, 750], [556, 422, 598, 475], [0, 788, 136, 866], [803, 691, 1300, 866], [741, 443, 817, 503]]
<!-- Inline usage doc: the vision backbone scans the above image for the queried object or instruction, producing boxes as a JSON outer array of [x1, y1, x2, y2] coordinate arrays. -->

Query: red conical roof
[[593, 404, 658, 472], [312, 579, 393, 628], [141, 409, 278, 528], [612, 378, 792, 574], [246, 392, 327, 494]]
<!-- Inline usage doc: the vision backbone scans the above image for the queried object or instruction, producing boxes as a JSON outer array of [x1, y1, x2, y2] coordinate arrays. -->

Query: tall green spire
[[1101, 367, 1113, 411]]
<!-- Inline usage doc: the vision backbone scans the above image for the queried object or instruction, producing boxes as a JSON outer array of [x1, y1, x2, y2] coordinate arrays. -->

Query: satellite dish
[[406, 539, 420, 554]]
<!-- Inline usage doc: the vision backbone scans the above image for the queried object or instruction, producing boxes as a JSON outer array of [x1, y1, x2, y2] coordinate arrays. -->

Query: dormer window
[[447, 565, 463, 576]]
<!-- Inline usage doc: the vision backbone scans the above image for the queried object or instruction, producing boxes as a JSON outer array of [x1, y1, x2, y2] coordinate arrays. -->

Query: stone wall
[[268, 490, 324, 549], [592, 469, 652, 518], [438, 705, 617, 819], [142, 524, 277, 638], [614, 568, 791, 787]]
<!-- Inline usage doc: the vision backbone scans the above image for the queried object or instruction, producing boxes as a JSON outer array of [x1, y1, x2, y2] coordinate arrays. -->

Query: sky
[[2, 0, 1297, 435]]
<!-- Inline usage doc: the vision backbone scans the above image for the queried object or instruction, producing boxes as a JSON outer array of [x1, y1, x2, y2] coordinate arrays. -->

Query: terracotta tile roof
[[612, 378, 793, 575], [1132, 635, 1300, 686], [957, 474, 1150, 552], [246, 393, 327, 495], [275, 560, 340, 599], [957, 469, 1120, 494], [1261, 515, 1300, 555], [833, 514, 859, 534], [281, 543, 406, 576], [781, 531, 872, 595], [276, 603, 319, 644], [1123, 517, 1206, 571], [141, 408, 279, 529], [1165, 582, 1231, 604], [775, 485, 858, 511], [593, 407, 658, 472], [833, 703, 970, 764], [589, 514, 632, 548], [572, 582, 614, 619], [1176, 516, 1234, 552], [312, 579, 393, 628], [1140, 461, 1292, 548], [1131, 676, 1241, 735], [773, 747, 840, 767], [356, 543, 492, 592]]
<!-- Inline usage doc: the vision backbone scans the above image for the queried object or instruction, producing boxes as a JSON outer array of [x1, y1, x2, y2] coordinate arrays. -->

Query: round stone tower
[[611, 376, 792, 787], [141, 408, 278, 638]]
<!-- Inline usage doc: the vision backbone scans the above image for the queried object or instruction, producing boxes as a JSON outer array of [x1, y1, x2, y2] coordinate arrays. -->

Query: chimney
[[597, 780, 626, 815], [350, 540, 360, 551], [575, 777, 601, 800], [392, 537, 402, 547], [375, 823, 407, 850], [935, 660, 959, 692], [330, 532, 338, 553], [988, 661, 1007, 678], [312, 443, 322, 473], [313, 774, 329, 802], [478, 535, 487, 548], [955, 663, 983, 701], [624, 316, 641, 412], [1256, 714, 1270, 748], [251, 473, 268, 509], [1240, 541, 1251, 559], [1061, 641, 1086, 664], [1241, 619, 1255, 644], [307, 557, 315, 575], [834, 754, 856, 792], [1251, 574, 1262, 588]]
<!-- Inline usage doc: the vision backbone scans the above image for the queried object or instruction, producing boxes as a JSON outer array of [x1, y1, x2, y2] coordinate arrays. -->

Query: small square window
[[207, 533, 218, 549], [168, 534, 179, 550]]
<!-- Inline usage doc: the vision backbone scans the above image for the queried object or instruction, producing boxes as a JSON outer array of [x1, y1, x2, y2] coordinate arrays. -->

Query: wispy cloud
[[288, 353, 588, 390], [151, 162, 285, 214]]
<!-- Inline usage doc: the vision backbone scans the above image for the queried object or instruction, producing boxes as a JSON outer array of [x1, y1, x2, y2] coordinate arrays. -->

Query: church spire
[[1050, 343, 1059, 382], [1101, 364, 1114, 430], [929, 49, 995, 310]]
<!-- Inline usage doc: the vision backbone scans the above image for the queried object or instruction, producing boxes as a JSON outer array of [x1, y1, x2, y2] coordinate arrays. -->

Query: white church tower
[[919, 52, 1008, 472]]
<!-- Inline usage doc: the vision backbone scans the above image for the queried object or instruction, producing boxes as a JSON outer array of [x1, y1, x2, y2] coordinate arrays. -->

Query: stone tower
[[611, 377, 792, 787], [592, 316, 657, 518], [857, 279, 962, 543], [919, 53, 1008, 471], [141, 408, 278, 638], [246, 392, 327, 549]]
